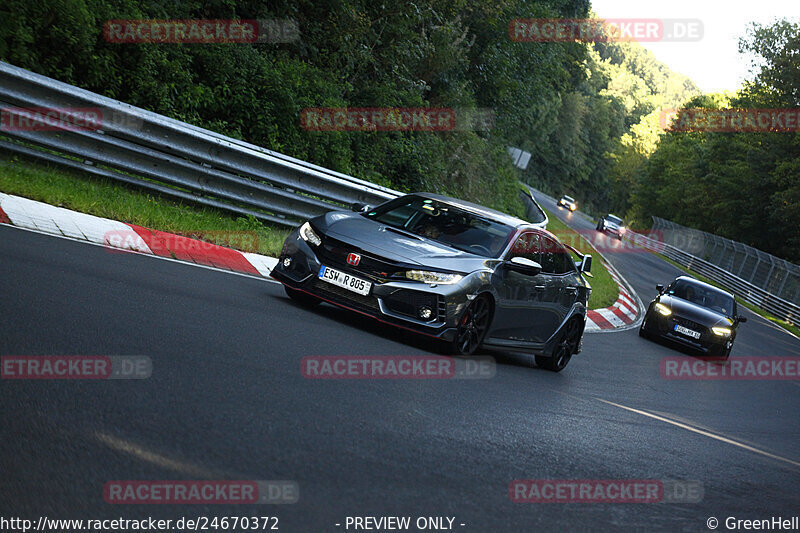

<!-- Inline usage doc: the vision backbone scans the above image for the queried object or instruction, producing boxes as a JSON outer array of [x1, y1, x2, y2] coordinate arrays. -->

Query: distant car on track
[[596, 214, 626, 240], [557, 195, 577, 211], [271, 193, 593, 370], [639, 276, 746, 359]]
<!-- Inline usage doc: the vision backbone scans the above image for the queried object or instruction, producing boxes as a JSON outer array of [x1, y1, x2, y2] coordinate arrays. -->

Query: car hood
[[313, 211, 494, 273], [658, 295, 734, 327]]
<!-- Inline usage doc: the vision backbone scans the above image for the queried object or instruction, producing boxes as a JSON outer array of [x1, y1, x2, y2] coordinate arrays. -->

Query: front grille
[[383, 289, 441, 321], [312, 278, 379, 312], [315, 235, 409, 283], [672, 316, 709, 340]]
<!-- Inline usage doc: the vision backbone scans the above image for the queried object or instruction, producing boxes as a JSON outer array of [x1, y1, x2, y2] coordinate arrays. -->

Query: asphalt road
[[2, 219, 799, 532]]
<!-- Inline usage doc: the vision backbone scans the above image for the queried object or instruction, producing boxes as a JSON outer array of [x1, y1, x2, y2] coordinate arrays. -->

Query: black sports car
[[271, 193, 593, 370], [639, 276, 747, 359]]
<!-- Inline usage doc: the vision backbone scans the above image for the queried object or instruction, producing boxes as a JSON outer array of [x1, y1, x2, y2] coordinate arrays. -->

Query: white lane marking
[[95, 431, 222, 477], [0, 223, 281, 285], [597, 398, 800, 468]]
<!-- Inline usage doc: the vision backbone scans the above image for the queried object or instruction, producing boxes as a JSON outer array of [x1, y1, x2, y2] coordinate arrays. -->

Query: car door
[[490, 231, 552, 343], [536, 235, 576, 339]]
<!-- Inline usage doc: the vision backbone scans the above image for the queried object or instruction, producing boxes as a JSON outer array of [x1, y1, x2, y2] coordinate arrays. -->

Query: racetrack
[[2, 217, 799, 531]]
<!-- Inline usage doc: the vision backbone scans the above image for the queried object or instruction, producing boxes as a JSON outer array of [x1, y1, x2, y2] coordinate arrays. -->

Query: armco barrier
[[0, 61, 400, 227]]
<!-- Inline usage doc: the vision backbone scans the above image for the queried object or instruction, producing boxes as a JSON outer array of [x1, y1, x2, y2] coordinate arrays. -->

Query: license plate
[[674, 324, 701, 339], [318, 266, 371, 296]]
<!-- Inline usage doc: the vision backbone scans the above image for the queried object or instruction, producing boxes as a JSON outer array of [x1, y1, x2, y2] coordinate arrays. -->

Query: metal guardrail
[[626, 230, 800, 325], [651, 217, 800, 307], [0, 61, 400, 227]]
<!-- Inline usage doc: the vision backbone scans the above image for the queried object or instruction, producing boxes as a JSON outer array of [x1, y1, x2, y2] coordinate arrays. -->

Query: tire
[[639, 314, 650, 338], [596, 220, 604, 231], [449, 296, 492, 355], [284, 286, 321, 307], [536, 318, 582, 372]]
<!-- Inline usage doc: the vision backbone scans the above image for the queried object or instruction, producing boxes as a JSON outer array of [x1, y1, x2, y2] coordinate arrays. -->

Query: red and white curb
[[585, 264, 641, 331], [0, 193, 278, 277]]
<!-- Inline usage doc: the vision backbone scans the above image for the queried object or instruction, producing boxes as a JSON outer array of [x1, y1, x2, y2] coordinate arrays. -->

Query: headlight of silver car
[[404, 270, 463, 284], [299, 221, 322, 246]]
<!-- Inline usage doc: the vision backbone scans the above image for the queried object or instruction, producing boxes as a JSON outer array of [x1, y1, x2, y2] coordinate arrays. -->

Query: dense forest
[[0, 1, 797, 260]]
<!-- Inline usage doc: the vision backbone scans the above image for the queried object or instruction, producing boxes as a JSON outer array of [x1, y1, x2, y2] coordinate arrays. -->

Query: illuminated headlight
[[570, 205, 576, 211], [620, 227, 627, 234], [655, 303, 672, 316], [404, 270, 463, 284], [712, 327, 732, 336], [299, 221, 321, 246]]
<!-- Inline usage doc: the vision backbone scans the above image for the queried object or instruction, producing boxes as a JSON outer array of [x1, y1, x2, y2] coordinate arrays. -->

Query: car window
[[668, 279, 735, 315], [541, 236, 575, 274], [509, 232, 542, 263], [608, 215, 624, 225], [365, 195, 515, 257]]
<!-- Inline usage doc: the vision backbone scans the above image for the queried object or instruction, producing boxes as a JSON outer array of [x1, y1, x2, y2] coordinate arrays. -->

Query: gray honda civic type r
[[271, 193, 593, 371]]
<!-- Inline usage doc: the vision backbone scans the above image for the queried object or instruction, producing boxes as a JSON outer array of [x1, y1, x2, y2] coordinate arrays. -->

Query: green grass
[[0, 151, 291, 256], [652, 252, 800, 338], [541, 206, 619, 310]]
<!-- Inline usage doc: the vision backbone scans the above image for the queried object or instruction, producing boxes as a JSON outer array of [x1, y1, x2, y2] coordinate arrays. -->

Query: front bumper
[[270, 230, 481, 342], [646, 311, 732, 355]]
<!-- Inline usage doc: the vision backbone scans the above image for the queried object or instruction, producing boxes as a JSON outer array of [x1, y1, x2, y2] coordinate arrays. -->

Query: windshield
[[365, 196, 515, 257], [607, 215, 624, 225], [668, 279, 735, 315], [563, 196, 575, 202]]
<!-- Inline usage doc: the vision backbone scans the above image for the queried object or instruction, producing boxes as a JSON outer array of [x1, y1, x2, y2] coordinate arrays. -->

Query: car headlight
[[712, 327, 732, 336], [404, 270, 463, 284], [299, 221, 321, 246], [655, 303, 672, 316], [620, 227, 627, 234]]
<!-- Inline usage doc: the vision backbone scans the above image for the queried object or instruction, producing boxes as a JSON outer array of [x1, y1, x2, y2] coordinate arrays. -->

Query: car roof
[[674, 276, 735, 298], [562, 195, 575, 201], [413, 192, 529, 228]]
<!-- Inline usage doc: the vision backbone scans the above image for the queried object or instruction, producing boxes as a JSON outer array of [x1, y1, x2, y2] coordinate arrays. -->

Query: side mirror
[[736, 316, 747, 323], [351, 202, 371, 213], [656, 284, 664, 293], [579, 254, 592, 274], [507, 257, 542, 276]]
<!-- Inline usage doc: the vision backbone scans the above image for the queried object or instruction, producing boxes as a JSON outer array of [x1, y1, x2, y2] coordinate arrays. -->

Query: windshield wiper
[[384, 225, 424, 240]]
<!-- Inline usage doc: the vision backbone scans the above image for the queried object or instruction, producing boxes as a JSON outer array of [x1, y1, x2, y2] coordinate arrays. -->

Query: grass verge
[[542, 206, 619, 310], [0, 151, 291, 256]]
